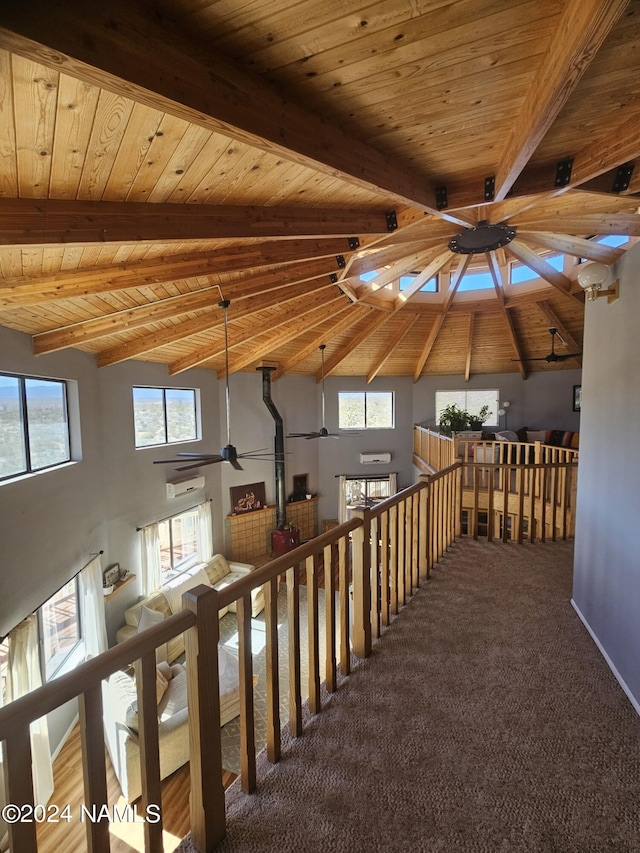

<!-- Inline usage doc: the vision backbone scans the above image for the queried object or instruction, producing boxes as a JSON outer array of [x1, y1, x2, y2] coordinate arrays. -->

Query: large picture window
[[38, 578, 83, 681], [338, 391, 394, 429], [133, 386, 198, 448], [0, 373, 71, 481], [435, 389, 499, 427]]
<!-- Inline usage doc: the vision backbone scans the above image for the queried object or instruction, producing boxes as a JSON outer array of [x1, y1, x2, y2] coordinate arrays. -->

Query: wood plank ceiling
[[1, 0, 640, 381]]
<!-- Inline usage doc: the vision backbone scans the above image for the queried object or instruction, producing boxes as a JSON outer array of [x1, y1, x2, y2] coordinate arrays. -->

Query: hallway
[[180, 538, 640, 853]]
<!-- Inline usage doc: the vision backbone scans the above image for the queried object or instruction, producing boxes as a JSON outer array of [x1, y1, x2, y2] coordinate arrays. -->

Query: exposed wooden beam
[[536, 301, 582, 366], [33, 277, 333, 355], [512, 212, 640, 237], [357, 248, 446, 303], [0, 198, 390, 247], [442, 255, 472, 314], [485, 251, 505, 306], [366, 315, 419, 383], [221, 296, 349, 377], [493, 0, 629, 200], [273, 305, 370, 380], [0, 1, 444, 214], [503, 308, 528, 381], [570, 112, 640, 189], [506, 240, 574, 295], [413, 314, 446, 383], [516, 231, 626, 264], [464, 314, 475, 383], [393, 248, 452, 306], [319, 312, 392, 380], [0, 243, 350, 308]]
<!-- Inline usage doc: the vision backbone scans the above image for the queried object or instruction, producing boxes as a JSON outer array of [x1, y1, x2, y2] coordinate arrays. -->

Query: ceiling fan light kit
[[577, 262, 619, 303]]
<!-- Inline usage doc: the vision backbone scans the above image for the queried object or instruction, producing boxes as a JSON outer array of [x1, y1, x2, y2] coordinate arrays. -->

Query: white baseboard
[[571, 598, 640, 717], [51, 711, 80, 763]]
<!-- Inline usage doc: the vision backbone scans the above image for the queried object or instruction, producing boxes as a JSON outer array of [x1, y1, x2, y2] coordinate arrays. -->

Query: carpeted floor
[[179, 538, 640, 852]]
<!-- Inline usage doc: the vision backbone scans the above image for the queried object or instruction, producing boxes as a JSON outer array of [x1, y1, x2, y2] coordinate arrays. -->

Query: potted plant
[[468, 405, 490, 431], [438, 403, 471, 436]]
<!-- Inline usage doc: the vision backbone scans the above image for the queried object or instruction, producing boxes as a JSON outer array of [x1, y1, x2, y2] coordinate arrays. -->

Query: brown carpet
[[178, 539, 640, 852]]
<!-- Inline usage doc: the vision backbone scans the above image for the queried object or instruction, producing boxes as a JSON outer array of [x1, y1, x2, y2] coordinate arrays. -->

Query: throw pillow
[[516, 426, 528, 442], [156, 666, 169, 704], [137, 604, 168, 663], [156, 660, 174, 681]]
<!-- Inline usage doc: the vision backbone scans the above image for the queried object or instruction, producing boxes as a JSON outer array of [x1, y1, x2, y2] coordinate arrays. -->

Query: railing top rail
[[368, 461, 461, 519], [414, 424, 453, 442], [462, 459, 578, 469], [0, 609, 195, 737], [426, 461, 462, 483], [217, 517, 361, 610]]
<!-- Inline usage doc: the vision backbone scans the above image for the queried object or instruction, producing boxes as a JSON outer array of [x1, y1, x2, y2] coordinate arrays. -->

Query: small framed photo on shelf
[[573, 385, 582, 412], [103, 564, 121, 587]]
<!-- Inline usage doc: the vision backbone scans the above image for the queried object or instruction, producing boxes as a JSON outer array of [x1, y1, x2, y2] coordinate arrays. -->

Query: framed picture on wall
[[573, 385, 582, 412], [230, 482, 266, 515]]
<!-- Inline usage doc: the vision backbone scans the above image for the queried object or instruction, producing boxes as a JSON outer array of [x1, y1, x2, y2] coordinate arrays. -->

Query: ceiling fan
[[512, 327, 582, 364], [154, 300, 273, 471], [287, 344, 342, 440]]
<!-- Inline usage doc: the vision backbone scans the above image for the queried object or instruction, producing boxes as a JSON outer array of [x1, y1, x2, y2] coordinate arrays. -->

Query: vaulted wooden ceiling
[[1, 0, 640, 381]]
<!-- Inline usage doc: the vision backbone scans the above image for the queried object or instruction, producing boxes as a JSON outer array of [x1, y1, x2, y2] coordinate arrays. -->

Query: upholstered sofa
[[116, 553, 265, 663], [102, 647, 241, 802]]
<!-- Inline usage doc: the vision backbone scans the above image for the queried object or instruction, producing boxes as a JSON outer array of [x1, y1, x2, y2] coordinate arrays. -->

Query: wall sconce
[[498, 401, 510, 428], [577, 262, 619, 303]]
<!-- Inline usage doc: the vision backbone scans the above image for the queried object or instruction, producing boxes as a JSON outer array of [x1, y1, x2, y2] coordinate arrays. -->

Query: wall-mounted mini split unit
[[359, 452, 391, 465], [166, 475, 205, 499]]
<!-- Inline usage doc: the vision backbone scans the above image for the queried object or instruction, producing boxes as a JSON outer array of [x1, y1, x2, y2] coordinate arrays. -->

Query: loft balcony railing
[[413, 425, 579, 541], [0, 464, 461, 853]]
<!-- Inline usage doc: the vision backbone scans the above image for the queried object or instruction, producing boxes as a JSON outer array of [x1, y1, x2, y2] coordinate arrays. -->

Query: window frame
[[37, 576, 84, 683], [435, 389, 500, 428], [338, 391, 395, 430], [132, 385, 200, 449], [0, 371, 71, 483], [159, 507, 201, 584]]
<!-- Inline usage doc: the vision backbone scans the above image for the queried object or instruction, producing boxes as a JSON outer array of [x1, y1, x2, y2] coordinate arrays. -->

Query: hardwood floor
[[36, 725, 236, 853]]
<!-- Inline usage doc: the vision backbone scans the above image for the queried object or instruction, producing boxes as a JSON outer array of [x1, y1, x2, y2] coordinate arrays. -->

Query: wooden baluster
[[559, 464, 568, 540], [184, 584, 225, 851], [412, 491, 420, 588], [389, 503, 398, 615], [135, 651, 163, 853], [425, 481, 434, 578], [404, 498, 412, 597], [455, 464, 463, 540], [264, 576, 281, 762], [338, 536, 350, 677], [370, 515, 380, 638], [397, 500, 406, 605], [517, 467, 525, 544], [351, 510, 372, 659], [487, 460, 494, 542], [540, 466, 548, 543], [551, 464, 558, 541], [473, 466, 479, 540], [4, 724, 37, 853], [528, 467, 536, 542], [418, 485, 427, 581], [79, 683, 110, 853], [324, 542, 337, 693], [502, 464, 509, 543], [286, 565, 302, 736], [237, 594, 256, 792], [381, 510, 390, 625], [306, 554, 321, 714]]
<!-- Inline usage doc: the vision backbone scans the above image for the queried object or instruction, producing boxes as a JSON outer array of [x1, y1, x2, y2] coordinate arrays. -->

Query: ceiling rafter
[[393, 248, 453, 306], [0, 243, 352, 308], [505, 240, 575, 296], [0, 198, 390, 247], [318, 311, 393, 381], [220, 295, 349, 378], [413, 314, 446, 383], [366, 315, 420, 384], [492, 0, 629, 200], [273, 305, 371, 381], [0, 1, 446, 215], [516, 231, 626, 264], [32, 276, 334, 355], [503, 308, 528, 381], [464, 314, 475, 383]]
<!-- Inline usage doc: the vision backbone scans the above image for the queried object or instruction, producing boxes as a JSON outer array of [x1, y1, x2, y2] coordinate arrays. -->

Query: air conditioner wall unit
[[166, 475, 205, 499], [359, 451, 391, 465]]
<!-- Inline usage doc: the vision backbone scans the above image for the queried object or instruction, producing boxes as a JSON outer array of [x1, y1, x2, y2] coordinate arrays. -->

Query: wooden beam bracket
[[612, 163, 634, 193], [435, 187, 448, 210], [348, 237, 361, 250], [385, 211, 398, 232], [329, 273, 339, 283], [336, 255, 346, 269], [554, 158, 574, 188], [484, 176, 495, 202]]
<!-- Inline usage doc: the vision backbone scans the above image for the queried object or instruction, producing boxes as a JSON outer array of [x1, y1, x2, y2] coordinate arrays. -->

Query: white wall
[[573, 244, 640, 711]]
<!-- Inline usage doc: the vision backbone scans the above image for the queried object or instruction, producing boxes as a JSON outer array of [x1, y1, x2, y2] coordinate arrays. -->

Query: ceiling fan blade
[[229, 457, 243, 471], [556, 352, 582, 361], [175, 457, 223, 471]]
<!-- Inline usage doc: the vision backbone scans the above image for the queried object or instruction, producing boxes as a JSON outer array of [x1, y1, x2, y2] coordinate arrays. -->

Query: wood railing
[[412, 427, 579, 541], [0, 468, 461, 853], [413, 425, 455, 472]]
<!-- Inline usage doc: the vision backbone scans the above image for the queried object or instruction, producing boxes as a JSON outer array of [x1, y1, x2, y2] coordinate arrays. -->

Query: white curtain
[[79, 555, 108, 660], [5, 615, 54, 807], [197, 501, 213, 563], [389, 473, 398, 496], [141, 523, 162, 596]]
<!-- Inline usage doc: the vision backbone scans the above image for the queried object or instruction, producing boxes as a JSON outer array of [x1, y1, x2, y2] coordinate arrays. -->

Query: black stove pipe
[[257, 366, 286, 529]]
